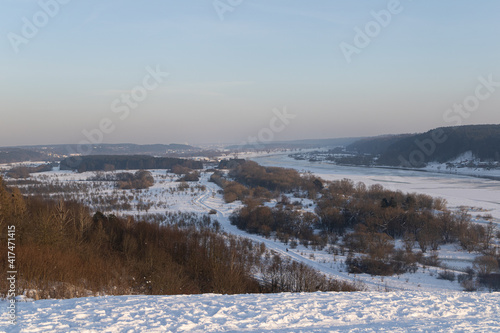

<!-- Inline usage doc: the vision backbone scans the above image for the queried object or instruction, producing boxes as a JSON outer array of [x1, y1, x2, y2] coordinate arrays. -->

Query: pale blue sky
[[1, 0, 499, 146]]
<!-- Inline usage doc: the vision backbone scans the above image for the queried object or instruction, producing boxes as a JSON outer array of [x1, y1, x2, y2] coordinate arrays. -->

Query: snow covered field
[[3, 291, 500, 332]]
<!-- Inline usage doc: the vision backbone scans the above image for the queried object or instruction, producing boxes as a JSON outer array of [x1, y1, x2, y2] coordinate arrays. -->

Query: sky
[[1, 0, 499, 146]]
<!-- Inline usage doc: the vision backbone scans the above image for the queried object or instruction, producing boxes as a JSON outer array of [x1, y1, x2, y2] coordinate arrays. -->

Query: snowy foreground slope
[[3, 291, 500, 332]]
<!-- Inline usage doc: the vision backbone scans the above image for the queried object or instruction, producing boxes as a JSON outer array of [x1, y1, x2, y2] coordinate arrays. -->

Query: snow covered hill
[[3, 291, 500, 332]]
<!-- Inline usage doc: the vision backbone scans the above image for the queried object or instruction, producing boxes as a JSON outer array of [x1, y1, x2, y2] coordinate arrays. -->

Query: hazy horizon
[[2, 0, 500, 147], [3, 122, 500, 149]]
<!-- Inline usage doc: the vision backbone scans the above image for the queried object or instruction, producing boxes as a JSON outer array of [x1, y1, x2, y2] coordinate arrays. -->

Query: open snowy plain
[[4, 291, 500, 332]]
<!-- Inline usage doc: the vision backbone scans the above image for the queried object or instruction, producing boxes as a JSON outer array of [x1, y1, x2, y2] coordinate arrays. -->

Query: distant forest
[[0, 143, 201, 164], [60, 155, 203, 173], [0, 149, 46, 164], [348, 125, 500, 167]]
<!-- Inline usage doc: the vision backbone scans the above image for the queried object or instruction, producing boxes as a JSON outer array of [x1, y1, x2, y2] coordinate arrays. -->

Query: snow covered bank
[[3, 291, 499, 332]]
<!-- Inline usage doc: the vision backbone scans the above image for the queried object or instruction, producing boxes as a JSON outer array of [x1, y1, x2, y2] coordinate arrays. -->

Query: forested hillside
[[347, 125, 500, 167], [0, 148, 46, 164]]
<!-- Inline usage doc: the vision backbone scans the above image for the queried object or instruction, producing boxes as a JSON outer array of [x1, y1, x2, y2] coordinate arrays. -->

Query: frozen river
[[251, 153, 500, 221]]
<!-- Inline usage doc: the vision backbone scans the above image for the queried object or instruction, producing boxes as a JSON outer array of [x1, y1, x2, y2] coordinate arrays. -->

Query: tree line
[[60, 155, 203, 173], [5, 164, 54, 179]]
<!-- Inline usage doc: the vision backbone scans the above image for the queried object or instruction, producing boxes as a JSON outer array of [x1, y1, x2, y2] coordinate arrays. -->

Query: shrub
[[6, 166, 30, 179], [437, 270, 456, 282], [346, 255, 396, 276], [223, 182, 250, 203], [117, 170, 154, 189], [419, 252, 440, 267], [171, 165, 192, 175], [261, 255, 361, 293], [478, 273, 500, 291], [461, 279, 479, 292], [473, 256, 499, 277], [177, 172, 200, 182]]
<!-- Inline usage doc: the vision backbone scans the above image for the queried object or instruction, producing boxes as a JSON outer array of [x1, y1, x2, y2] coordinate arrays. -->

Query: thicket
[[87, 170, 155, 190], [5, 164, 54, 179], [228, 161, 303, 192], [319, 179, 497, 276], [262, 254, 360, 292], [116, 170, 155, 189], [230, 200, 318, 244], [218, 158, 246, 169], [171, 165, 193, 175], [315, 179, 496, 251], [213, 160, 323, 203], [177, 171, 200, 182], [209, 171, 272, 203]]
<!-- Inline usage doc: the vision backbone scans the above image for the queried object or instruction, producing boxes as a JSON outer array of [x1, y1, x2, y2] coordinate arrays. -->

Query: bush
[[478, 273, 500, 291], [230, 203, 317, 243], [346, 255, 395, 276], [171, 165, 192, 175], [117, 170, 154, 189], [419, 252, 440, 267], [473, 256, 499, 277], [177, 172, 200, 182], [392, 249, 418, 274], [437, 270, 456, 282], [460, 279, 479, 292], [5, 164, 53, 179], [6, 166, 30, 179], [261, 255, 361, 292], [223, 182, 250, 203]]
